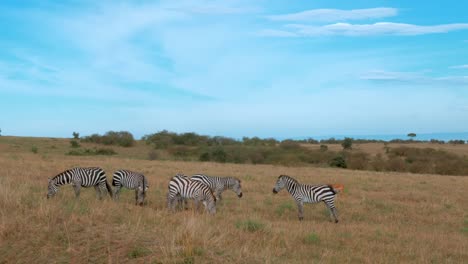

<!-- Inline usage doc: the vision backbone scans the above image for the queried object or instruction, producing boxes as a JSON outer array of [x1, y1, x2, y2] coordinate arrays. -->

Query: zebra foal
[[47, 167, 112, 199], [112, 169, 148, 206], [272, 175, 339, 223], [167, 174, 217, 214]]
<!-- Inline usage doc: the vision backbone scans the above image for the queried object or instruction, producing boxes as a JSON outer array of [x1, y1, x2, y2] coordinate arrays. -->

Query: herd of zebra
[[46, 167, 341, 222]]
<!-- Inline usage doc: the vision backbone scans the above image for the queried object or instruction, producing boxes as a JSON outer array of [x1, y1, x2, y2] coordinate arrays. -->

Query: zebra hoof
[[335, 220, 339, 223], [299, 217, 304, 221]]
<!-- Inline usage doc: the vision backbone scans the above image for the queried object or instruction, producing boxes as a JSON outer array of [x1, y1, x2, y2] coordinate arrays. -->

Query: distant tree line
[[81, 131, 135, 147]]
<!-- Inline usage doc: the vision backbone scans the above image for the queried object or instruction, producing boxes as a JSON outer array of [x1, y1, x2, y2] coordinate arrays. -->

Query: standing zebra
[[47, 167, 112, 199], [272, 175, 339, 223], [190, 174, 243, 201], [167, 173, 217, 214], [112, 169, 148, 206]]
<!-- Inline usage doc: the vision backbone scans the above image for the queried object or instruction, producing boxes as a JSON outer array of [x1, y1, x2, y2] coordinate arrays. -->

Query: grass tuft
[[236, 219, 264, 232], [304, 233, 320, 245]]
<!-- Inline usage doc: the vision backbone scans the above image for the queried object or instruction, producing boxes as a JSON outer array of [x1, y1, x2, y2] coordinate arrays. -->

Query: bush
[[330, 155, 347, 168], [70, 140, 80, 148], [448, 140, 465, 145], [320, 145, 328, 152], [211, 147, 227, 163], [31, 146, 38, 154], [199, 152, 210, 161], [148, 150, 159, 160], [72, 132, 80, 139], [342, 137, 353, 150], [346, 152, 369, 170], [279, 140, 301, 150], [82, 131, 135, 147]]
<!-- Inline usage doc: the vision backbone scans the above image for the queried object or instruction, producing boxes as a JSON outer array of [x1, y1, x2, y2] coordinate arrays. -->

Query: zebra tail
[[105, 180, 113, 198]]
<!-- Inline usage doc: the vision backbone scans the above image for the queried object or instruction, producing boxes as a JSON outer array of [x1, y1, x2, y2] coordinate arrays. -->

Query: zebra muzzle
[[238, 192, 243, 198], [272, 189, 278, 194]]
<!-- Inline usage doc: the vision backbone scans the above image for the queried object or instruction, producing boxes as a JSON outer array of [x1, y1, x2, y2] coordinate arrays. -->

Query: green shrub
[[72, 132, 80, 139], [82, 131, 135, 147], [211, 147, 227, 163], [341, 137, 353, 150], [199, 152, 210, 161], [70, 140, 80, 148], [320, 145, 328, 152], [330, 155, 347, 168], [31, 146, 38, 154], [279, 140, 301, 150]]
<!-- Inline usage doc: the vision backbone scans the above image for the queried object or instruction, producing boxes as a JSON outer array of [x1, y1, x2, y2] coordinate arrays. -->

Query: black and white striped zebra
[[272, 175, 339, 222], [190, 174, 243, 202], [167, 173, 217, 214], [47, 167, 112, 199], [112, 169, 148, 206]]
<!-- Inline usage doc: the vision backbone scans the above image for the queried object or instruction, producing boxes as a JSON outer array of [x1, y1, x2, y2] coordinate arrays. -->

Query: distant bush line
[[81, 131, 135, 147], [140, 130, 468, 176]]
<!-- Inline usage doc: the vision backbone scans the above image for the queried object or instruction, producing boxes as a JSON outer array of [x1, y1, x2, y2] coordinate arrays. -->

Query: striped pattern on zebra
[[167, 173, 217, 214], [272, 175, 339, 222], [47, 167, 112, 199], [112, 169, 149, 206], [190, 174, 243, 201]]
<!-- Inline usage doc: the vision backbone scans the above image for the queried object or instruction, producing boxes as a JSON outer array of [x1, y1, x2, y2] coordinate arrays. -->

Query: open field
[[0, 137, 467, 263]]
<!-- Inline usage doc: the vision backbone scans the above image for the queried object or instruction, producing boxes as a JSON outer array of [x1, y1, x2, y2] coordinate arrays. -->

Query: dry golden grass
[[0, 137, 467, 263]]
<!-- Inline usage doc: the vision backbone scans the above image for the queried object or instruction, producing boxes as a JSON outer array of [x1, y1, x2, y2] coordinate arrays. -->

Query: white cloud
[[284, 22, 468, 36], [266, 7, 397, 22], [361, 70, 468, 85], [257, 29, 298, 37], [451, 65, 468, 69]]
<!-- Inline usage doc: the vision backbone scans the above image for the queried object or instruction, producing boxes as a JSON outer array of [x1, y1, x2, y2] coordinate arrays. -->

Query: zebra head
[[232, 178, 243, 198], [136, 185, 146, 206], [47, 177, 58, 198], [272, 175, 288, 194]]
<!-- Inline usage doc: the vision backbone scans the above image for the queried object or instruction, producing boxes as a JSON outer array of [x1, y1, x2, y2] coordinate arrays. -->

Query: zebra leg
[[113, 186, 121, 201], [325, 203, 339, 223], [94, 186, 103, 200], [167, 193, 176, 212], [72, 183, 81, 198], [296, 201, 304, 221]]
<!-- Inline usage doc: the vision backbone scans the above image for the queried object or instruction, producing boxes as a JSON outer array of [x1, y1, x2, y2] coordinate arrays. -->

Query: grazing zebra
[[272, 175, 339, 223], [167, 173, 217, 214], [47, 167, 112, 199], [190, 174, 243, 201], [112, 169, 149, 206]]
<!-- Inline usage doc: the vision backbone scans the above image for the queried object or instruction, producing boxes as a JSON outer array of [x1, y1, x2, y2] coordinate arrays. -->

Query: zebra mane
[[51, 168, 73, 181], [279, 175, 299, 184]]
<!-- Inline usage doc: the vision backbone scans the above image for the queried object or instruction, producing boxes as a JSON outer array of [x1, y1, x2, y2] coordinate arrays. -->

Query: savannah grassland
[[0, 137, 467, 263]]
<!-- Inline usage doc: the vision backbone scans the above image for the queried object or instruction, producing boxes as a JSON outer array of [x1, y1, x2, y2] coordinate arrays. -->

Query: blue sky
[[1, 0, 467, 139]]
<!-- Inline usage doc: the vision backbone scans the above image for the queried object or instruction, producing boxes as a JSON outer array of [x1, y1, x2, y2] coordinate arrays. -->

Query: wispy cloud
[[451, 65, 468, 69], [266, 7, 397, 22], [262, 22, 468, 37], [361, 70, 468, 85]]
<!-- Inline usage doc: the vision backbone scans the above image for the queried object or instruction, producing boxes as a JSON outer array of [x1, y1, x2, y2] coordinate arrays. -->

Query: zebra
[[272, 175, 339, 223], [112, 169, 149, 206], [47, 167, 113, 199], [167, 173, 217, 214], [190, 174, 243, 202]]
